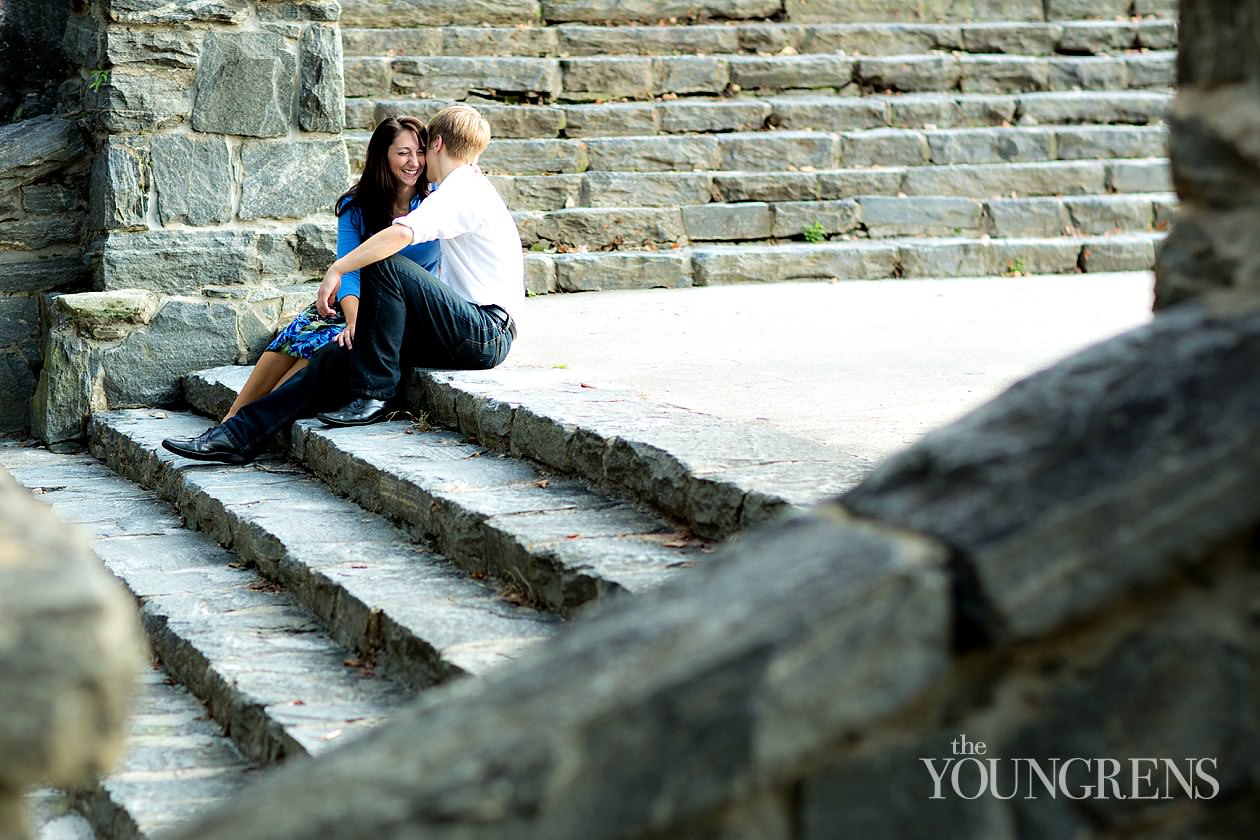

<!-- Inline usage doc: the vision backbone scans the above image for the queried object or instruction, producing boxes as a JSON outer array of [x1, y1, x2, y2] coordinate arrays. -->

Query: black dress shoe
[[316, 398, 391, 427], [161, 425, 251, 465]]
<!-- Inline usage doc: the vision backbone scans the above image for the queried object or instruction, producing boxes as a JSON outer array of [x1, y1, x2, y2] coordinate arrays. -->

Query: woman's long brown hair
[[335, 116, 429, 235]]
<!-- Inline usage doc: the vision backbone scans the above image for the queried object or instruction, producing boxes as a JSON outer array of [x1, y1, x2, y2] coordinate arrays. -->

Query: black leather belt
[[482, 304, 517, 340]]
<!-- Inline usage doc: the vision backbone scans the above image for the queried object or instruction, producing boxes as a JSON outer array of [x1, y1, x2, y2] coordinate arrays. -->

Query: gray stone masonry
[[340, 20, 1178, 58], [181, 365, 711, 614], [4, 441, 413, 766]]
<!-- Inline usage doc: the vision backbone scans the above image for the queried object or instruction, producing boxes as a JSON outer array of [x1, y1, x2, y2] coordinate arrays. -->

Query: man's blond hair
[[428, 105, 491, 162]]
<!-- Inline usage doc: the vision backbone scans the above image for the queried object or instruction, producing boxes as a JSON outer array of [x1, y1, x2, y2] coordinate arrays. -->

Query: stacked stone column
[[1155, 1, 1260, 307], [33, 0, 349, 444]]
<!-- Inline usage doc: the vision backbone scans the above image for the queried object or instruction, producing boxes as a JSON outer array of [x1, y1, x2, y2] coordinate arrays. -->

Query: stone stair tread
[[0, 443, 410, 766], [80, 668, 257, 838], [85, 410, 560, 682], [340, 19, 1176, 58], [180, 367, 709, 613]]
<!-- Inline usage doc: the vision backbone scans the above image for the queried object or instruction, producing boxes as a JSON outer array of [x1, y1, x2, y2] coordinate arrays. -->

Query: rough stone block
[[479, 139, 589, 175], [21, 184, 79, 214], [344, 98, 376, 130], [104, 27, 202, 69], [986, 239, 1082, 275], [533, 208, 685, 249], [720, 132, 836, 171], [652, 57, 730, 96], [839, 129, 928, 166], [895, 239, 989, 277], [902, 161, 1105, 198], [1125, 53, 1177, 90], [659, 101, 770, 134], [342, 27, 440, 57], [714, 172, 820, 203], [341, 0, 541, 26], [771, 96, 888, 131], [858, 55, 960, 92], [772, 199, 863, 239], [683, 203, 772, 241], [1108, 157, 1174, 192], [542, 0, 781, 24], [959, 56, 1050, 93], [300, 24, 345, 134], [0, 255, 89, 295], [108, 0, 250, 24], [48, 289, 160, 341], [151, 135, 235, 227], [498, 174, 581, 211], [1056, 21, 1136, 53], [88, 138, 147, 233], [986, 198, 1070, 238], [0, 216, 82, 252], [193, 33, 297, 138], [562, 103, 657, 138], [0, 116, 85, 189], [239, 140, 350, 222], [393, 57, 560, 100], [442, 25, 557, 57], [1080, 236, 1157, 272], [692, 242, 898, 284], [0, 350, 36, 432], [92, 69, 192, 133], [961, 23, 1063, 54], [1136, 20, 1178, 49], [1045, 56, 1130, 91], [579, 172, 713, 208], [554, 252, 692, 291], [785, 0, 1043, 23], [860, 196, 983, 238], [560, 57, 653, 101], [1055, 126, 1167, 160], [586, 137, 719, 172], [927, 129, 1056, 165], [1046, 0, 1130, 20], [62, 12, 102, 66], [818, 169, 906, 198], [524, 253, 556, 295], [730, 56, 855, 92], [1066, 196, 1154, 235], [558, 24, 737, 56], [1018, 91, 1169, 126], [92, 230, 282, 292], [1134, 0, 1177, 15], [343, 58, 390, 97], [0, 297, 39, 361]]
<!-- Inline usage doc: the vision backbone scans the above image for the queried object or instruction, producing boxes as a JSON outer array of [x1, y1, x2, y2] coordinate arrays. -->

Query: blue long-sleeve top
[[336, 193, 441, 302]]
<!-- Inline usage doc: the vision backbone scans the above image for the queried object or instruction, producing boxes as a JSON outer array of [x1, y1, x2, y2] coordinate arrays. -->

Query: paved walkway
[[505, 272, 1155, 465]]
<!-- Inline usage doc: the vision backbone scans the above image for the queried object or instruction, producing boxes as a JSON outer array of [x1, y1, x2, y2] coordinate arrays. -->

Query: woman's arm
[[317, 225, 412, 317], [334, 294, 359, 349]]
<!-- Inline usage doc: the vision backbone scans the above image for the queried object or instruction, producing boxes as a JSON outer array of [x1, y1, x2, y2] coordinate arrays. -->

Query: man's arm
[[317, 224, 413, 316]]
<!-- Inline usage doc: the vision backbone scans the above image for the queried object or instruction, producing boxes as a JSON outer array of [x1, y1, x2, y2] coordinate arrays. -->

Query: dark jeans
[[220, 254, 512, 454]]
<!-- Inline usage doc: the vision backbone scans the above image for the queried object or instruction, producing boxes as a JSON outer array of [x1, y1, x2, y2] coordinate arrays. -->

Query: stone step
[[520, 233, 1163, 294], [491, 159, 1172, 212], [352, 90, 1170, 137], [0, 444, 412, 768], [509, 193, 1175, 249], [84, 410, 560, 682], [345, 125, 1168, 175], [341, 19, 1177, 59], [338, 0, 1176, 27], [64, 667, 256, 840], [180, 369, 709, 615], [401, 368, 864, 541], [343, 50, 1175, 102]]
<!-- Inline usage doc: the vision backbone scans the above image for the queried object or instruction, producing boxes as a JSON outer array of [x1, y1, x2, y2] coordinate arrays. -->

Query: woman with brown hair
[[221, 116, 440, 420]]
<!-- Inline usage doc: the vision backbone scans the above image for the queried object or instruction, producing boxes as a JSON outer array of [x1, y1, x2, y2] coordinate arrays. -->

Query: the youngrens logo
[[922, 735, 1220, 801]]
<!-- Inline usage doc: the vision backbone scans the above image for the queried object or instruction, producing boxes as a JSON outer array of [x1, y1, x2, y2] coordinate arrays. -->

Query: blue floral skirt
[[265, 302, 346, 359]]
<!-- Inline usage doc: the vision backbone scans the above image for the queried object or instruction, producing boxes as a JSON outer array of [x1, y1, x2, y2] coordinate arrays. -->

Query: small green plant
[[88, 68, 110, 92], [1005, 257, 1028, 276], [802, 221, 827, 243], [552, 362, 568, 369], [529, 241, 547, 252]]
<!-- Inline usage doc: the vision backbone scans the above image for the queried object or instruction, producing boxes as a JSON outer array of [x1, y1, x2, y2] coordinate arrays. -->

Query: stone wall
[[29, 0, 348, 444], [1155, 1, 1256, 307], [0, 0, 72, 121]]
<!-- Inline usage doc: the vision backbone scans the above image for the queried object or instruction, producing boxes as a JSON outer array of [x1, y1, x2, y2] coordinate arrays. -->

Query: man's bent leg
[[196, 343, 352, 458]]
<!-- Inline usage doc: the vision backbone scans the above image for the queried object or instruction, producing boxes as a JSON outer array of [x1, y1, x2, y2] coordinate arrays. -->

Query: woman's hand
[[335, 321, 355, 350], [317, 265, 343, 317], [336, 295, 359, 349]]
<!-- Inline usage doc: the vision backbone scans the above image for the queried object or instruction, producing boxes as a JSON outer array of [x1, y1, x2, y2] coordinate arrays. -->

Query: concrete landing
[[505, 272, 1155, 465]]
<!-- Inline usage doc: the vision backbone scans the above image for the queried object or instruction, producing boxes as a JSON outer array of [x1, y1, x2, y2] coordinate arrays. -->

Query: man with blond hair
[[162, 105, 524, 463]]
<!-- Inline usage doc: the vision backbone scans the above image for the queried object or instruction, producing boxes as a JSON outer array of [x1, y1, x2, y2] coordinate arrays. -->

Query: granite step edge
[[85, 410, 560, 686], [0, 444, 411, 768], [176, 371, 710, 615]]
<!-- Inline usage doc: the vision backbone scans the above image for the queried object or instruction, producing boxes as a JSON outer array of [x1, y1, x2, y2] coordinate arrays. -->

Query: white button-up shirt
[[393, 164, 525, 324]]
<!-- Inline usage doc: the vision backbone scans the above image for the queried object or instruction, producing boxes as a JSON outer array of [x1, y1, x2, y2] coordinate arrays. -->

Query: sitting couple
[[163, 104, 522, 464]]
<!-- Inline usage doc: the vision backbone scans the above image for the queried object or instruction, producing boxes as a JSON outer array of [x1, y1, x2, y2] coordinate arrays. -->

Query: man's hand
[[317, 266, 342, 317]]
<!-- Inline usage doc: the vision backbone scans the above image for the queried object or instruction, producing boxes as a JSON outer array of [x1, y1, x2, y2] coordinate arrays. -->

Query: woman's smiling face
[[389, 129, 424, 188]]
